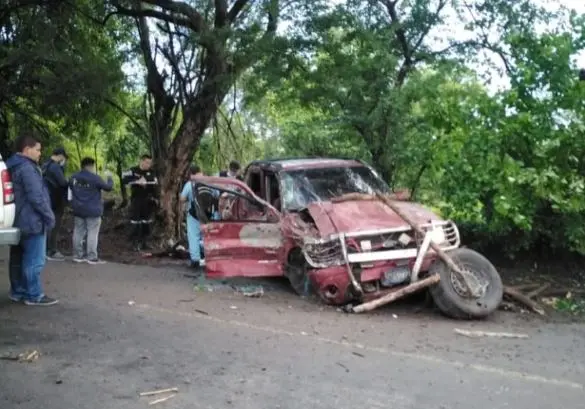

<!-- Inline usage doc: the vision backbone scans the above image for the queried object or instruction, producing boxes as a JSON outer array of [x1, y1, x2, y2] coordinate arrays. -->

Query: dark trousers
[[47, 203, 64, 255], [129, 198, 154, 248]]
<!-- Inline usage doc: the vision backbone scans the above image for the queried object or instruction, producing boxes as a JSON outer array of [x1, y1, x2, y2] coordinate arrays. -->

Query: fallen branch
[[526, 283, 551, 299], [149, 394, 176, 405], [352, 274, 440, 313], [139, 387, 179, 397], [332, 192, 474, 295], [510, 283, 542, 292], [375, 193, 474, 295], [454, 328, 529, 339], [504, 286, 546, 316]]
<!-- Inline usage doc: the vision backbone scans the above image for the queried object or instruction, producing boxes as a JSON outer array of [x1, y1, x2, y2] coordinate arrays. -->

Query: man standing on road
[[6, 134, 57, 306], [42, 147, 68, 261], [180, 165, 205, 269], [121, 154, 158, 251], [218, 160, 243, 180], [68, 157, 113, 264]]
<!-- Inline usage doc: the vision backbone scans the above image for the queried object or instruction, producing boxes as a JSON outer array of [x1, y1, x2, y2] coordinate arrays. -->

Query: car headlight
[[430, 226, 446, 244]]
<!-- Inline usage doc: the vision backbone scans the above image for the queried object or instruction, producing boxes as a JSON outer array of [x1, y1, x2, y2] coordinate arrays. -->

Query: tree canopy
[[2, 0, 585, 257]]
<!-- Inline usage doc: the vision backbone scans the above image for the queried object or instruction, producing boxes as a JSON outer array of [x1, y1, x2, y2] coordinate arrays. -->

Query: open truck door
[[193, 177, 284, 278]]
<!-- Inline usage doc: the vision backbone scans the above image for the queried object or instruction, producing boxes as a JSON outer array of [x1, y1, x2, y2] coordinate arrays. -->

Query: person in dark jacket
[[121, 154, 158, 251], [6, 134, 57, 306], [69, 157, 113, 264], [41, 146, 68, 261]]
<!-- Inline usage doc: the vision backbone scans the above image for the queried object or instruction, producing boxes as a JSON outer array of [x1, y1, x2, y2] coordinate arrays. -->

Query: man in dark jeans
[[7, 134, 57, 306], [42, 147, 68, 261]]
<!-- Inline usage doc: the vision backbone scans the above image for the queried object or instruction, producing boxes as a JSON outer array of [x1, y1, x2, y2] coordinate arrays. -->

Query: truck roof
[[248, 157, 364, 171]]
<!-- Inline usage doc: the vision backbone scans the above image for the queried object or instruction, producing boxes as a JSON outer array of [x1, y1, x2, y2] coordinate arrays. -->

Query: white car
[[0, 153, 20, 295]]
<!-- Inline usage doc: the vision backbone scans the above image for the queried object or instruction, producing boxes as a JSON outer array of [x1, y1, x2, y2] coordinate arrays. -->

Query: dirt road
[[1, 261, 584, 409]]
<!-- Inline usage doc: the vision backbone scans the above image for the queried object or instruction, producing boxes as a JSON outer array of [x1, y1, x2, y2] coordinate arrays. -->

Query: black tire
[[429, 248, 503, 320], [285, 248, 313, 296]]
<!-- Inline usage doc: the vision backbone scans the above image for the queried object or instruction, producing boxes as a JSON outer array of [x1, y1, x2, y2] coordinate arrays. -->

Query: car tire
[[429, 248, 503, 320], [285, 248, 312, 296]]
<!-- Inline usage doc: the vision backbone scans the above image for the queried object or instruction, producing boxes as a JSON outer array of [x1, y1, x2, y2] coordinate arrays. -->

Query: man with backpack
[[180, 165, 205, 269], [41, 147, 68, 261], [68, 157, 113, 264]]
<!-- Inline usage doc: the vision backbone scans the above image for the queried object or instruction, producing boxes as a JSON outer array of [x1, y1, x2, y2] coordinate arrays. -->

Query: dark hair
[[229, 160, 241, 172], [13, 134, 40, 153], [81, 157, 95, 168], [141, 154, 152, 160], [189, 164, 201, 175]]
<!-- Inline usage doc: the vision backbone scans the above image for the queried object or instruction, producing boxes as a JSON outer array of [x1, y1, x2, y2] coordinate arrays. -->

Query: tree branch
[[228, 0, 250, 23], [214, 0, 228, 27]]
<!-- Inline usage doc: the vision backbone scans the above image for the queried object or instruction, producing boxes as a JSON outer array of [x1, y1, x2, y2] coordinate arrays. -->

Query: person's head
[[228, 160, 241, 177], [139, 154, 152, 171], [81, 157, 96, 173], [188, 164, 202, 180], [13, 134, 42, 163], [51, 147, 68, 165]]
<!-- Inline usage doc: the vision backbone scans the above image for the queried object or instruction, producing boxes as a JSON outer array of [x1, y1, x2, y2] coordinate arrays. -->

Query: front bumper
[[0, 228, 20, 246], [302, 221, 460, 300]]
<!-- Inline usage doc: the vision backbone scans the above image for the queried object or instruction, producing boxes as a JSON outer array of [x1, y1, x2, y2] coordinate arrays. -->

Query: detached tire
[[429, 248, 503, 320]]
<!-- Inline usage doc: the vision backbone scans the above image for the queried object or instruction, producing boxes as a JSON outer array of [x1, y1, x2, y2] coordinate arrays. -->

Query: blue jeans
[[9, 233, 47, 302], [186, 214, 202, 262]]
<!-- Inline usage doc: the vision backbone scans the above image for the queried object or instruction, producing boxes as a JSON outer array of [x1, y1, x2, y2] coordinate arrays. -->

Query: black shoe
[[190, 260, 201, 268], [24, 296, 59, 306]]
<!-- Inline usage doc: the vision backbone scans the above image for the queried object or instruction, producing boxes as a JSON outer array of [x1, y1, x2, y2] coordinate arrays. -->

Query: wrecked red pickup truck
[[193, 158, 503, 319]]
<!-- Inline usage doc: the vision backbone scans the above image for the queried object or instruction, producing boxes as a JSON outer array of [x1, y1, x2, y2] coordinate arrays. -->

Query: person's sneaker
[[87, 259, 106, 265], [46, 251, 66, 261], [200, 259, 205, 267], [8, 294, 23, 303], [24, 296, 59, 306], [72, 257, 87, 263]]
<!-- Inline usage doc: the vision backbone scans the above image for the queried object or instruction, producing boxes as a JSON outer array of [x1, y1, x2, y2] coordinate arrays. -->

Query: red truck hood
[[305, 199, 442, 237]]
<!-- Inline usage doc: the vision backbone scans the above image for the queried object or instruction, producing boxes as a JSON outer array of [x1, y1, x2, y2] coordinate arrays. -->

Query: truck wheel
[[285, 249, 312, 296], [429, 248, 503, 319]]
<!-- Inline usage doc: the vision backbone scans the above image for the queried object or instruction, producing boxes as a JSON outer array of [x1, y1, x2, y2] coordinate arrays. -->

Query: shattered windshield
[[280, 166, 390, 210]]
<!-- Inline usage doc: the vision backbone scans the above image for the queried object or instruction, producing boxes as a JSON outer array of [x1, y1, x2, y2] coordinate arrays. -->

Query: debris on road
[[237, 285, 264, 298], [194, 309, 209, 315], [229, 305, 238, 310], [148, 394, 176, 405], [352, 351, 365, 358], [351, 274, 440, 313], [128, 300, 135, 306], [139, 387, 179, 397], [454, 328, 529, 339], [503, 286, 546, 316], [0, 349, 40, 362]]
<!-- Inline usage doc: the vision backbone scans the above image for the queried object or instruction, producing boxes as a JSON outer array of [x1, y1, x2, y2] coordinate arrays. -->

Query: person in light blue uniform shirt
[[180, 165, 207, 269]]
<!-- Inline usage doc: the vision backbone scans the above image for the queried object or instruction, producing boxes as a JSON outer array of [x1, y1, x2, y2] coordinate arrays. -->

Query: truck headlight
[[430, 226, 446, 244]]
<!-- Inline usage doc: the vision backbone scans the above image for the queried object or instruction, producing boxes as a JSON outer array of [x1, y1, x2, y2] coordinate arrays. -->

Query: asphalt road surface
[[1, 260, 584, 409]]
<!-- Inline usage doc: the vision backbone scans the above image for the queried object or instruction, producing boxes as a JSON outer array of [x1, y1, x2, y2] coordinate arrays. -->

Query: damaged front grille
[[302, 220, 461, 268]]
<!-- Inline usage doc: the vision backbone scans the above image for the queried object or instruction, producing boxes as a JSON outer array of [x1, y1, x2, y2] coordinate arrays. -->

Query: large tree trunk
[[158, 90, 230, 240]]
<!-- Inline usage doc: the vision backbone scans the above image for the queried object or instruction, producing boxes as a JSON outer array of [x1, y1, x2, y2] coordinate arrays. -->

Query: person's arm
[[121, 168, 140, 186], [94, 174, 114, 192], [180, 182, 190, 203], [49, 162, 68, 188], [22, 166, 55, 228]]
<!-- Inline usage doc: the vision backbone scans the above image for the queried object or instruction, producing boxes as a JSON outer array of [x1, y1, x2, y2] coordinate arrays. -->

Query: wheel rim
[[449, 264, 490, 299]]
